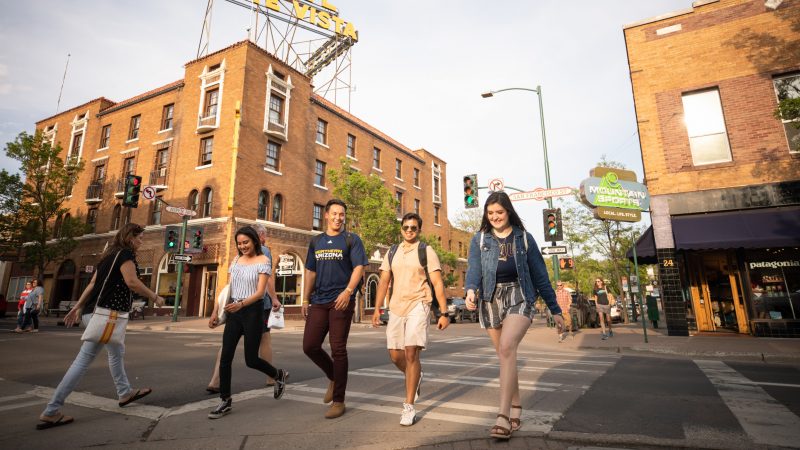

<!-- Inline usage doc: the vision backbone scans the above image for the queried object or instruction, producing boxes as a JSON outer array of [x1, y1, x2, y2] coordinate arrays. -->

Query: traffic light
[[186, 226, 204, 253], [559, 257, 574, 270], [164, 226, 180, 252], [122, 174, 142, 208], [463, 174, 478, 208], [543, 208, 563, 242]]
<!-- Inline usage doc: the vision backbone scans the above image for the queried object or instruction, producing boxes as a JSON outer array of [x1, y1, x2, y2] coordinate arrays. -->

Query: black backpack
[[309, 232, 362, 293], [386, 242, 439, 309]]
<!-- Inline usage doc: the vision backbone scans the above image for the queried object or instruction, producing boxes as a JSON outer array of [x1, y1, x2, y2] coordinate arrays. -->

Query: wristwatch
[[440, 312, 450, 319]]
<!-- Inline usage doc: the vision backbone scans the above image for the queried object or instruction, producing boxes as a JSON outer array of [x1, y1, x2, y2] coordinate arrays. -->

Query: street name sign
[[509, 187, 574, 202], [541, 246, 568, 256], [173, 254, 193, 263], [166, 206, 198, 217]]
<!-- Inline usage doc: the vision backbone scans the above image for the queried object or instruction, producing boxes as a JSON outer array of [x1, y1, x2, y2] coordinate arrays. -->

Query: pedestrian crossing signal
[[464, 174, 478, 209], [559, 257, 574, 270]]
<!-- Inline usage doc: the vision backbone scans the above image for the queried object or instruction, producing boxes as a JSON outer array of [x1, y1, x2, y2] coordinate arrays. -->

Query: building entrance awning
[[671, 206, 800, 250], [626, 225, 657, 264]]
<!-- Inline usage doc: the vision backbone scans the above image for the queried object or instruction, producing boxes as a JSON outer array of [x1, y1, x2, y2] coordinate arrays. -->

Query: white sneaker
[[400, 403, 416, 426]]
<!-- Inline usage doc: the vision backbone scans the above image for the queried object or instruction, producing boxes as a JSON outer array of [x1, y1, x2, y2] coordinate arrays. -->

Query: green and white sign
[[579, 167, 649, 223]]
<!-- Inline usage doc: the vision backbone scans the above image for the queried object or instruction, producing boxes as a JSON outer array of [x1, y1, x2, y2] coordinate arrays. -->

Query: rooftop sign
[[253, 0, 358, 41]]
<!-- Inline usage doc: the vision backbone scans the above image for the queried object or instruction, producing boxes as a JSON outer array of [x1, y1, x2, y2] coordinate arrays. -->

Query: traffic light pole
[[171, 214, 189, 322], [632, 228, 648, 343]]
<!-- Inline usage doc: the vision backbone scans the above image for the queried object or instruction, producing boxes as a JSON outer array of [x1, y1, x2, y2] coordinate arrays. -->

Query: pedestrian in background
[[14, 281, 32, 333], [302, 199, 368, 419], [555, 281, 573, 342], [206, 223, 281, 394], [207, 226, 288, 419], [36, 223, 165, 430], [593, 278, 613, 340], [371, 213, 449, 426], [24, 278, 45, 332], [465, 191, 563, 440]]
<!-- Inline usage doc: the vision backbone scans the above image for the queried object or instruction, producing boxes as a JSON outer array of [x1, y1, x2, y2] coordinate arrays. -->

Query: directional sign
[[541, 246, 568, 256], [173, 254, 193, 263], [142, 186, 157, 200], [488, 178, 504, 192], [165, 206, 198, 217], [278, 254, 295, 268], [276, 267, 293, 277], [509, 187, 574, 202]]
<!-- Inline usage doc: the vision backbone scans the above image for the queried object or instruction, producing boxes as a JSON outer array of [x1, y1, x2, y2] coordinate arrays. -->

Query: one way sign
[[541, 246, 568, 256]]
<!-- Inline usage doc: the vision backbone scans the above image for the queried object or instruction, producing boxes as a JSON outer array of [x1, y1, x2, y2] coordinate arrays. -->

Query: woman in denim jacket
[[465, 191, 563, 439]]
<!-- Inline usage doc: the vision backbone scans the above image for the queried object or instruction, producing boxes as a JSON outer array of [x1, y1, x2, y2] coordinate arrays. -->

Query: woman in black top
[[36, 223, 165, 430], [593, 278, 613, 339]]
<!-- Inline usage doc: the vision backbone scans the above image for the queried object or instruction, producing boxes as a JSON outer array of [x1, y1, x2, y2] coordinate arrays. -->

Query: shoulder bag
[[81, 251, 129, 345]]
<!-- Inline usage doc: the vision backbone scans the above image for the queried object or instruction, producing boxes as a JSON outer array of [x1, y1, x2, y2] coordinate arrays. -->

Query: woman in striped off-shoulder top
[[207, 226, 288, 419]]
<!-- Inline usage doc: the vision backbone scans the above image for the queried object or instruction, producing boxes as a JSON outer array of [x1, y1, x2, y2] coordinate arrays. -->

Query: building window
[[87, 208, 98, 233], [432, 162, 441, 203], [395, 191, 403, 216], [99, 125, 111, 149], [188, 189, 199, 211], [347, 134, 356, 158], [681, 88, 732, 165], [111, 205, 121, 231], [199, 137, 213, 165], [153, 148, 169, 184], [272, 194, 283, 223], [161, 104, 174, 130], [414, 198, 420, 215], [201, 187, 213, 218], [316, 119, 327, 145], [122, 157, 135, 180], [773, 73, 800, 152], [312, 204, 323, 231], [314, 160, 326, 186], [70, 132, 83, 160], [128, 115, 141, 140], [93, 163, 106, 182], [413, 168, 420, 187], [204, 89, 219, 119], [257, 190, 269, 220], [122, 206, 132, 226], [434, 205, 440, 225], [395, 159, 402, 179], [151, 197, 163, 225], [269, 95, 284, 125], [373, 147, 381, 169], [266, 141, 280, 171]]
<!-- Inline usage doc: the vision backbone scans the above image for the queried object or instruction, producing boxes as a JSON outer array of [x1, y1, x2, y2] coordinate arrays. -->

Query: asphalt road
[[1, 319, 799, 449]]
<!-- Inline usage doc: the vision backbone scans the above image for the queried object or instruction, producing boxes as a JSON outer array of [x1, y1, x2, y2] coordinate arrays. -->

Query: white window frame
[[197, 60, 225, 131], [67, 111, 89, 164], [432, 162, 442, 204], [263, 64, 293, 141], [681, 88, 732, 166]]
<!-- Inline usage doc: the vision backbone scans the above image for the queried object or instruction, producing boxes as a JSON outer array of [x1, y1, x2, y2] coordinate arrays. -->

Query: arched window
[[365, 274, 380, 310], [111, 205, 121, 230], [188, 189, 199, 211], [53, 214, 63, 238], [201, 187, 213, 218], [272, 194, 282, 223], [257, 190, 269, 220]]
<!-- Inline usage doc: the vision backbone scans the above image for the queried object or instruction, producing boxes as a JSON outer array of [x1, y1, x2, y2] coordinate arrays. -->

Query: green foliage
[[452, 208, 481, 234], [419, 234, 459, 287], [773, 77, 800, 151], [328, 158, 399, 256], [0, 131, 87, 275]]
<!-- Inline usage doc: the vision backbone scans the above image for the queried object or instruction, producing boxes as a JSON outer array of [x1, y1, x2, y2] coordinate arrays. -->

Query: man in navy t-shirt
[[302, 199, 367, 419]]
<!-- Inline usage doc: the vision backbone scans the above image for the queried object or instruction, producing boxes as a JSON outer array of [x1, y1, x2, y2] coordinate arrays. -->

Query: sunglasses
[[402, 226, 418, 232]]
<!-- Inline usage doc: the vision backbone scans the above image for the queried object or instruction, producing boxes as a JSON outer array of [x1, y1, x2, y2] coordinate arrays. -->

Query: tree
[[328, 158, 399, 256], [0, 131, 88, 277], [419, 234, 459, 287], [452, 208, 481, 234], [774, 77, 800, 151]]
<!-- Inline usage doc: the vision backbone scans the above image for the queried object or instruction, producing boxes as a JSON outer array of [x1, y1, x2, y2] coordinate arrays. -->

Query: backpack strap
[[419, 242, 433, 291], [387, 244, 399, 267]]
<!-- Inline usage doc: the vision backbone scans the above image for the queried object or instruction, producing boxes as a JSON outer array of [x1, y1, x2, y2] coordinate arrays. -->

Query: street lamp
[[481, 85, 559, 282]]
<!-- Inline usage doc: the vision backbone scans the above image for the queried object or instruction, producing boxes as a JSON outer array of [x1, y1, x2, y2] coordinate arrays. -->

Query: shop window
[[773, 73, 800, 153], [681, 88, 732, 165], [275, 252, 304, 305], [747, 249, 799, 321], [6, 276, 33, 305], [156, 254, 181, 308]]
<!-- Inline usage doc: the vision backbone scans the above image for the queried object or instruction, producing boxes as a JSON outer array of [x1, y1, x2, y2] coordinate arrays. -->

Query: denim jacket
[[465, 226, 561, 314]]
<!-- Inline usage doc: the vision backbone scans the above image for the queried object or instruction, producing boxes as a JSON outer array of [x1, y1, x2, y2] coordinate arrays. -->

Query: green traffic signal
[[463, 174, 478, 209]]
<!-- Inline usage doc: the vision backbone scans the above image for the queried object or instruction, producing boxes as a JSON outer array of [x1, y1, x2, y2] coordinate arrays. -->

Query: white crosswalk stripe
[[695, 359, 800, 448]]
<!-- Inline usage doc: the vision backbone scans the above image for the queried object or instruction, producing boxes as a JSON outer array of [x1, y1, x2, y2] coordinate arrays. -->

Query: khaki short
[[386, 301, 430, 350]]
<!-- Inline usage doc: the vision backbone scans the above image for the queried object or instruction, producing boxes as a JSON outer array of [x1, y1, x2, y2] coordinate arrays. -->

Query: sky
[[0, 0, 692, 245]]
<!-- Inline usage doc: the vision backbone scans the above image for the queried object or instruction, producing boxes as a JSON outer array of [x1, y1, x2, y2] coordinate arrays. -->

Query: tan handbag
[[81, 251, 130, 345]]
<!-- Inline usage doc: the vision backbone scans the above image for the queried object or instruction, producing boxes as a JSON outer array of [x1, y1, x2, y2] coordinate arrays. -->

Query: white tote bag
[[267, 306, 285, 329]]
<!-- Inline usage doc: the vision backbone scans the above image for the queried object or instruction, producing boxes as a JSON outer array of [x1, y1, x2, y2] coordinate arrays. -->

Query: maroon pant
[[302, 300, 355, 403]]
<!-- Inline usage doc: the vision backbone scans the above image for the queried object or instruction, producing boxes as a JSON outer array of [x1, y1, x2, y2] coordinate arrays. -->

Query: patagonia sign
[[579, 167, 649, 223]]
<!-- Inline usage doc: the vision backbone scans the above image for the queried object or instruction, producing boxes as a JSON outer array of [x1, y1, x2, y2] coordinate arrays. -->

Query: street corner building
[[624, 0, 800, 337], [5, 40, 472, 321]]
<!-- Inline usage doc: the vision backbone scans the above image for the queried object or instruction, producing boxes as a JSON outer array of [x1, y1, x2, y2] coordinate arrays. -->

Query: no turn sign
[[488, 178, 504, 192], [142, 186, 157, 200]]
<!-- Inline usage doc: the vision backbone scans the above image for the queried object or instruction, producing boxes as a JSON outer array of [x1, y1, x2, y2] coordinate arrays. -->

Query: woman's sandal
[[119, 388, 152, 407], [36, 413, 74, 430], [510, 404, 522, 431], [489, 414, 512, 439]]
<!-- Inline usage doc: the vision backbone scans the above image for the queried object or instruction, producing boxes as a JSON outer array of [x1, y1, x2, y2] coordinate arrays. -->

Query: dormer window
[[263, 64, 293, 141]]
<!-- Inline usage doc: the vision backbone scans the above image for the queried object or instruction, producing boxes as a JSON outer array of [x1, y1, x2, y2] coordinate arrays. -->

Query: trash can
[[646, 295, 660, 329]]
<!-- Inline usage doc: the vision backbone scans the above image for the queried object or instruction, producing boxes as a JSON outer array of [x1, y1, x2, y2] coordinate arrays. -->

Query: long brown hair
[[100, 223, 144, 260]]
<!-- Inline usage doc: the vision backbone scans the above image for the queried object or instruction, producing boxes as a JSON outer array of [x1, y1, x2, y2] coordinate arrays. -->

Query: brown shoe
[[325, 402, 346, 419], [323, 380, 334, 404]]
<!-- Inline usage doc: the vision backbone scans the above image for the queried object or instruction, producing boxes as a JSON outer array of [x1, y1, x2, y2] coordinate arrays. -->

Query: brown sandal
[[490, 414, 512, 439], [510, 404, 522, 431]]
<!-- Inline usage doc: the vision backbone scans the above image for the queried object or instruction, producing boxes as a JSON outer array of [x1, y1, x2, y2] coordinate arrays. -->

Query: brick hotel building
[[7, 40, 471, 319]]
